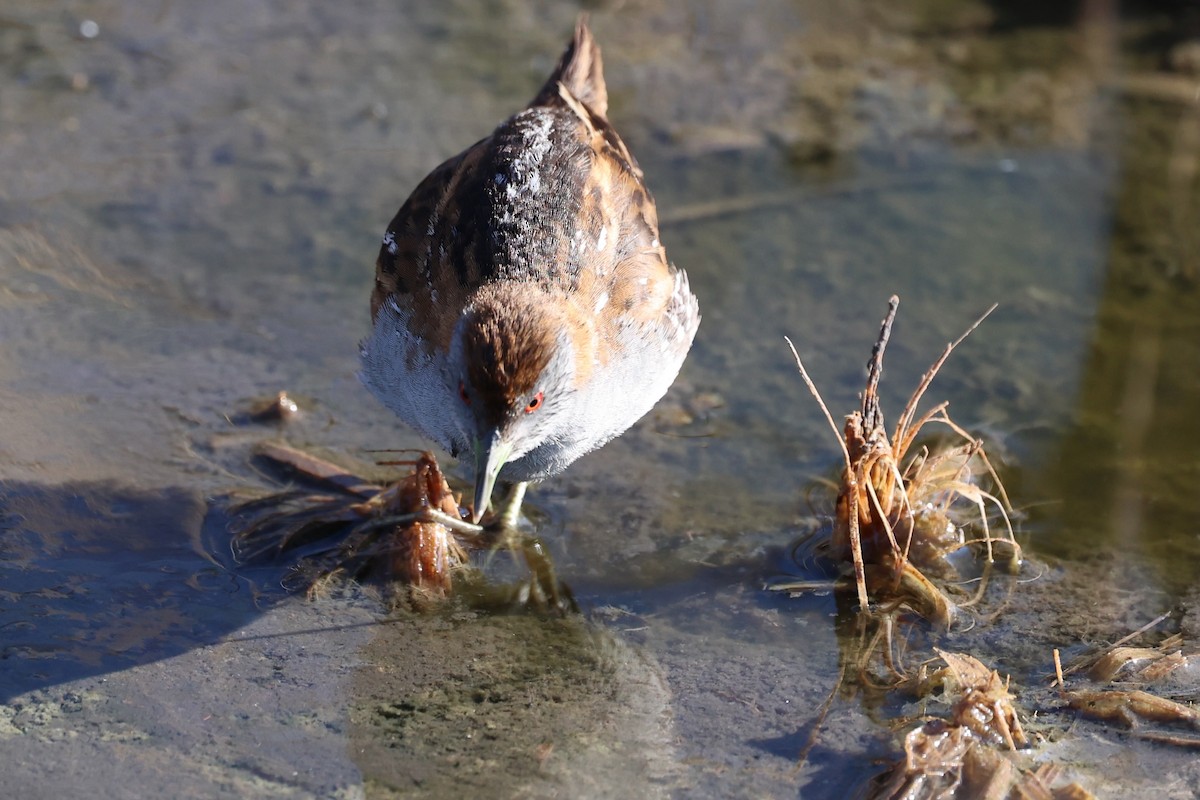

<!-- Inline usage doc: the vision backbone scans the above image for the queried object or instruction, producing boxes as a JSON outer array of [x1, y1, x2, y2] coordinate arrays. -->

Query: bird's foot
[[469, 481, 575, 612], [511, 535, 577, 613], [461, 537, 575, 613]]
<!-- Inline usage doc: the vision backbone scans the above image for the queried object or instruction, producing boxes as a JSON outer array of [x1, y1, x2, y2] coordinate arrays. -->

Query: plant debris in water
[[779, 295, 1021, 629], [227, 442, 575, 610], [865, 650, 1099, 800], [230, 391, 302, 425], [772, 297, 1096, 794], [1056, 617, 1200, 748], [230, 442, 472, 601]]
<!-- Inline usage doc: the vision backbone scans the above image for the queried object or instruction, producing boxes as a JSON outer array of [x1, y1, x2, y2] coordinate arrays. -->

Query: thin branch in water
[[894, 303, 998, 451], [786, 336, 853, 474], [1056, 610, 1175, 682]]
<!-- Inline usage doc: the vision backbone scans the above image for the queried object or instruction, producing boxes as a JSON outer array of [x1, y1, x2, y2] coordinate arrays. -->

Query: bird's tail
[[532, 15, 607, 117]]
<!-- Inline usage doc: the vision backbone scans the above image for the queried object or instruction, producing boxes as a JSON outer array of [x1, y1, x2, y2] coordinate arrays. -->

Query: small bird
[[359, 18, 700, 526]]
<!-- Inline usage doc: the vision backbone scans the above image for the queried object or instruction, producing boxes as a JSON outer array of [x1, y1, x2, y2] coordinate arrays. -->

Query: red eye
[[524, 391, 544, 414], [459, 381, 470, 406]]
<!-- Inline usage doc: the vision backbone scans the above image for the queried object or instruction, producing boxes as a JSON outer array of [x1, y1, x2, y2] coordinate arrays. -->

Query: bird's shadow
[[0, 480, 280, 703]]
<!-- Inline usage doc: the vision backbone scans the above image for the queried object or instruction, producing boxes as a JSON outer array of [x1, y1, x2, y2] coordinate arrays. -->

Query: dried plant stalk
[[787, 296, 1020, 626]]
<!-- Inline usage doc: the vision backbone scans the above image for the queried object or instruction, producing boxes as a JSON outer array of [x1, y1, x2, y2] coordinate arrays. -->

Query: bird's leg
[[516, 536, 577, 612], [477, 481, 575, 612], [494, 482, 528, 532], [491, 480, 528, 535]]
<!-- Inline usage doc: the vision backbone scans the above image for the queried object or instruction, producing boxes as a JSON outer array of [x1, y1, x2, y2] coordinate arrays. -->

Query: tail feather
[[533, 16, 607, 117]]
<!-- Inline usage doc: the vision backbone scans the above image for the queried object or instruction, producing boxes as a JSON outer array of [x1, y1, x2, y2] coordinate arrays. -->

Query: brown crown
[[462, 291, 555, 426]]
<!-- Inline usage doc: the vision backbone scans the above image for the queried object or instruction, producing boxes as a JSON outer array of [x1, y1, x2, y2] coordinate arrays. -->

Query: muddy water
[[1, 1, 1198, 797]]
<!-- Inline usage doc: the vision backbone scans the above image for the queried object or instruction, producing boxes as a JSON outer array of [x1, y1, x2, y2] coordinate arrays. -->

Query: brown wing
[[370, 137, 489, 349], [551, 82, 682, 346], [370, 17, 682, 354]]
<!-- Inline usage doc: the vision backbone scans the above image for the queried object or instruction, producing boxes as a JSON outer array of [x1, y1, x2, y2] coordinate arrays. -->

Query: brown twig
[[863, 296, 900, 428], [894, 303, 998, 458], [1054, 610, 1174, 684], [253, 441, 379, 499]]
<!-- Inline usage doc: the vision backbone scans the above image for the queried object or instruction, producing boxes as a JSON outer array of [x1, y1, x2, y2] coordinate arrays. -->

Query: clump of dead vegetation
[[773, 297, 1092, 794], [1054, 613, 1200, 749], [865, 650, 1094, 800], [230, 443, 473, 602], [227, 442, 572, 609], [778, 295, 1020, 630]]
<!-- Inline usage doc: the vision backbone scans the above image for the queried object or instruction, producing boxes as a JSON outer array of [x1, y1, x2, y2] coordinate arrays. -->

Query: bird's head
[[447, 287, 581, 522]]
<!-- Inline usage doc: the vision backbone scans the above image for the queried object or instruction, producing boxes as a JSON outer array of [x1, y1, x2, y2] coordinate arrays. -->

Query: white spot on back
[[499, 112, 554, 206], [596, 226, 608, 252]]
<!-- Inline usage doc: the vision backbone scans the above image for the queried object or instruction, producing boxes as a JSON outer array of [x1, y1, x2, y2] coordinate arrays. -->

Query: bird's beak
[[472, 428, 511, 524]]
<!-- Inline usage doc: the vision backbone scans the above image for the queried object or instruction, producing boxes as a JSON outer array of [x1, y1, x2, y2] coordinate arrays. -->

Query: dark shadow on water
[[742, 735, 888, 800], [0, 481, 281, 702]]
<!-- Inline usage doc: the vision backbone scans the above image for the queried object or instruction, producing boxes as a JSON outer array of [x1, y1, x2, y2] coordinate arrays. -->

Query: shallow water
[[1, 1, 1199, 797]]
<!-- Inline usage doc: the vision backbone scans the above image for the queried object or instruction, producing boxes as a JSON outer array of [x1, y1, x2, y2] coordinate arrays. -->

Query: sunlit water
[[1, 1, 1198, 797]]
